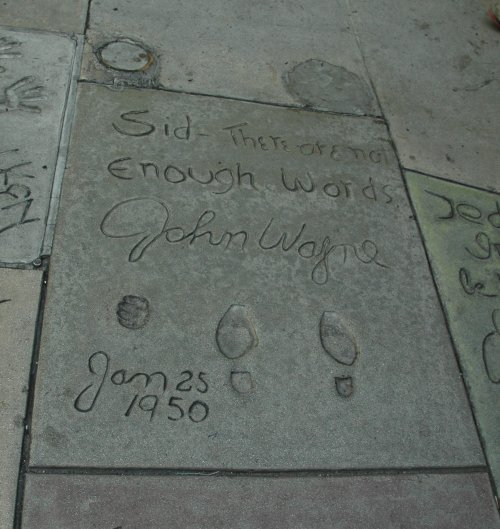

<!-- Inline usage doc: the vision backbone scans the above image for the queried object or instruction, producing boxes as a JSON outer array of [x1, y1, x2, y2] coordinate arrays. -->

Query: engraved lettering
[[113, 110, 156, 137]]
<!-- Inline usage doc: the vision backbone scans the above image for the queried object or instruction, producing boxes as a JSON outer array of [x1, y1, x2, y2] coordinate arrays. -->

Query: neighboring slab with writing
[[407, 171, 500, 493], [349, 0, 500, 191], [0, 270, 41, 529], [22, 473, 500, 529], [30, 82, 482, 469], [82, 0, 379, 115], [0, 28, 75, 264], [1, 1, 88, 34]]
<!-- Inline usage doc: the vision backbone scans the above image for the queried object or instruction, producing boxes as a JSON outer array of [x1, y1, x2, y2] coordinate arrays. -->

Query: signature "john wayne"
[[100, 198, 388, 285]]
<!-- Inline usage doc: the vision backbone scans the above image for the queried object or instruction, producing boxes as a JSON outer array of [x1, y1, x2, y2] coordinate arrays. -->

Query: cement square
[[407, 171, 500, 493], [22, 473, 500, 528], [30, 82, 482, 469], [0, 28, 76, 263], [82, 0, 380, 115], [1, 1, 88, 34], [350, 0, 500, 191], [0, 269, 42, 529]]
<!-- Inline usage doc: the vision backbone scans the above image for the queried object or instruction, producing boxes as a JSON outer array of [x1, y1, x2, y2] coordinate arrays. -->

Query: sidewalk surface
[[1, 1, 500, 527]]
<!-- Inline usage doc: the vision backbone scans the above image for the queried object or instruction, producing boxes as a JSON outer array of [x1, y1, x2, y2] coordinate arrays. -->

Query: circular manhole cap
[[98, 39, 153, 72]]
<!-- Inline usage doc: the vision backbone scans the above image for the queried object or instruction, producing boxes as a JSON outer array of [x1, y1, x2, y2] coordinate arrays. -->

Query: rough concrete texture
[[1, 0, 88, 34], [81, 0, 380, 115], [0, 28, 75, 264], [29, 82, 483, 470], [0, 269, 41, 529], [349, 0, 500, 191], [22, 473, 500, 529], [407, 171, 500, 493]]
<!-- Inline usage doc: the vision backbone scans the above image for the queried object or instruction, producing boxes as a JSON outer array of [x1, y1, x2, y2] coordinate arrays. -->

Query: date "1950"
[[74, 351, 209, 422]]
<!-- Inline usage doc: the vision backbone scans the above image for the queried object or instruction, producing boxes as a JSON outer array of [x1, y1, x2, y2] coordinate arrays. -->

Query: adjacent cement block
[[30, 82, 482, 469], [0, 270, 42, 529], [82, 0, 379, 115], [349, 0, 500, 191], [0, 28, 75, 264], [1, 1, 88, 34], [22, 473, 500, 529], [407, 171, 500, 493]]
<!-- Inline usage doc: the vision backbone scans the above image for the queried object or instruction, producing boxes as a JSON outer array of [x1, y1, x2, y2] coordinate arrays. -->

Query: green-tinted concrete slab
[[0, 269, 42, 529], [30, 82, 482, 470], [407, 171, 500, 493], [1, 1, 88, 34], [0, 28, 76, 264], [22, 473, 500, 529]]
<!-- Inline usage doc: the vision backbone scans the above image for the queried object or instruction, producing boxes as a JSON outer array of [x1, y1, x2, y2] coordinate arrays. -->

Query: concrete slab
[[22, 473, 500, 529], [82, 0, 380, 115], [349, 0, 500, 191], [29, 82, 482, 469], [0, 28, 76, 264], [1, 1, 88, 34], [0, 269, 42, 529], [407, 171, 500, 493]]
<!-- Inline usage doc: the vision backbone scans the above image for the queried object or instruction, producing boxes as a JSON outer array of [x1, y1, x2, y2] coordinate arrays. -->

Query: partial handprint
[[0, 76, 46, 113], [0, 36, 22, 60]]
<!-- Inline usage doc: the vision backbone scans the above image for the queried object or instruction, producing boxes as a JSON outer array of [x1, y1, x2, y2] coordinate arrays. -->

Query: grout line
[[401, 167, 500, 196], [0, 262, 39, 270], [78, 78, 386, 121], [13, 261, 50, 529], [41, 35, 84, 256], [84, 0, 93, 34], [0, 24, 80, 38], [27, 464, 488, 479], [342, 0, 385, 119]]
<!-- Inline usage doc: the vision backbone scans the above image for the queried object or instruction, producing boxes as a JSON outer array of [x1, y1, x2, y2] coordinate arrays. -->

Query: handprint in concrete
[[0, 76, 46, 114], [0, 36, 46, 113]]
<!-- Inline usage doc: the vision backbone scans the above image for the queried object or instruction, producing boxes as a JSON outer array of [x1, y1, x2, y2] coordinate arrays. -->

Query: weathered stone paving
[[0, 28, 75, 264], [29, 82, 482, 470], [1, 1, 88, 34], [349, 0, 500, 191], [22, 473, 500, 528], [81, 0, 379, 115], [0, 270, 41, 529], [407, 171, 500, 492]]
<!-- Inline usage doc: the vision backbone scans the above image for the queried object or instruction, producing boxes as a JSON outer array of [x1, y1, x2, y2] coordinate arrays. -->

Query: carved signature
[[100, 198, 388, 285], [0, 149, 39, 234], [74, 351, 209, 422]]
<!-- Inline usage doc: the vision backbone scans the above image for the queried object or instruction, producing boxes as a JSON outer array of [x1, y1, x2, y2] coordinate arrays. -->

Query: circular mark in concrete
[[284, 59, 374, 115], [98, 39, 154, 72]]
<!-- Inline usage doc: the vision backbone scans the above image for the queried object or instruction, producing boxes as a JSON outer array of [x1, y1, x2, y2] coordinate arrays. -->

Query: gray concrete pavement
[[0, 0, 499, 527]]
